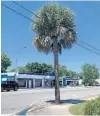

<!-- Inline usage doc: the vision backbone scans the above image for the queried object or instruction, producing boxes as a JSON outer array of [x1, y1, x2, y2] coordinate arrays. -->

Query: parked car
[[1, 81, 19, 92]]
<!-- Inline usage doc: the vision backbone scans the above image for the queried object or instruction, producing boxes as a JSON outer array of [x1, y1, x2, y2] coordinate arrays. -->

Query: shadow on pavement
[[46, 99, 86, 104]]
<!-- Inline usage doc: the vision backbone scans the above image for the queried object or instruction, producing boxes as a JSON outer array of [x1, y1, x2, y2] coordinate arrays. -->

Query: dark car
[[1, 81, 19, 92]]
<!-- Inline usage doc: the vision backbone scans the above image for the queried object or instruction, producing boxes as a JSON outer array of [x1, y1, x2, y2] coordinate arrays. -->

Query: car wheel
[[7, 89, 10, 91], [14, 86, 18, 91]]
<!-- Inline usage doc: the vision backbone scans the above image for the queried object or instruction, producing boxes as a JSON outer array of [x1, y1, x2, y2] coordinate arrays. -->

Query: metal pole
[[15, 46, 27, 80]]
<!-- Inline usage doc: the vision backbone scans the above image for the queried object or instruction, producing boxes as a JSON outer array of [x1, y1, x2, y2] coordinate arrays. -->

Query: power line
[[76, 43, 100, 56], [1, 3, 35, 23], [79, 40, 100, 52], [2, 3, 100, 56], [12, 1, 40, 18], [1, 3, 34, 51], [11, 1, 100, 53]]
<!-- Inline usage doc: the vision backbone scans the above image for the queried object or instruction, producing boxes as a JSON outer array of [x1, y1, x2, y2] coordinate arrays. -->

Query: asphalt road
[[1, 87, 100, 115]]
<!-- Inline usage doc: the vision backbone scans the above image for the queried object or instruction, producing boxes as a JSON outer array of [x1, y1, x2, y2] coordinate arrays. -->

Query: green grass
[[69, 97, 100, 115], [69, 102, 86, 115]]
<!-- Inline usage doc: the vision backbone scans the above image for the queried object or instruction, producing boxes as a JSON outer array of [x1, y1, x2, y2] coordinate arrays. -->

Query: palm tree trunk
[[54, 40, 60, 104]]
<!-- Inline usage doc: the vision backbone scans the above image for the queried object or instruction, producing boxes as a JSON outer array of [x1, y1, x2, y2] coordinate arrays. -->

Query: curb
[[87, 95, 100, 101], [27, 95, 100, 115], [18, 95, 100, 115], [10, 96, 49, 115], [27, 102, 74, 116], [27, 103, 48, 114], [16, 103, 47, 115], [82, 95, 100, 101]]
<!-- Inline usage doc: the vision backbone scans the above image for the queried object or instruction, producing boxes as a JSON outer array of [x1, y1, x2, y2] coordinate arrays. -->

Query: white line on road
[[29, 96, 49, 107], [2, 96, 49, 116], [27, 103, 48, 113], [72, 94, 79, 98]]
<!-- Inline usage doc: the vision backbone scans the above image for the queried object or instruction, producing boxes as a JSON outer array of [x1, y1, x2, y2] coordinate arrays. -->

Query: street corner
[[26, 102, 50, 115], [27, 102, 74, 115]]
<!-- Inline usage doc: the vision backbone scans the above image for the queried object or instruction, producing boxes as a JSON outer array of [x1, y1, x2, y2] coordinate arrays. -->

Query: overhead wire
[[76, 43, 100, 56], [12, 1, 40, 18], [11, 1, 100, 53], [1, 3, 35, 23], [79, 40, 100, 52], [2, 2, 100, 56]]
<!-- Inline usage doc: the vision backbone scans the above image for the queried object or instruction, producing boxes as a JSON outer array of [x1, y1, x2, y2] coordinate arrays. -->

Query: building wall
[[1, 73, 53, 88], [17, 78, 26, 87], [63, 77, 79, 86], [17, 74, 54, 88], [17, 78, 52, 88], [79, 79, 83, 85]]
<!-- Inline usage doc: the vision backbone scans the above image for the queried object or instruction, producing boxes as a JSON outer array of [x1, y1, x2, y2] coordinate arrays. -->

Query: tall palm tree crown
[[32, 4, 77, 54]]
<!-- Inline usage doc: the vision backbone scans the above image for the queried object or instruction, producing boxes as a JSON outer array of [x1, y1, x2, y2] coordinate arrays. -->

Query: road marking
[[27, 103, 47, 113], [29, 96, 48, 107], [2, 96, 49, 116], [72, 94, 79, 98]]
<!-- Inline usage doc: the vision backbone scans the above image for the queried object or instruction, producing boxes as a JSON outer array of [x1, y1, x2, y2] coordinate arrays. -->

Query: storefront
[[62, 77, 79, 86], [17, 74, 54, 88]]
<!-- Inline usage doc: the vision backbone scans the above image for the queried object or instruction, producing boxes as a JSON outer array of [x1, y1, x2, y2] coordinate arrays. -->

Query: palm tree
[[32, 4, 77, 104]]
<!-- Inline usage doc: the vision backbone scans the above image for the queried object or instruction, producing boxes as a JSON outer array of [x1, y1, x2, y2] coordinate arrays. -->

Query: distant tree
[[41, 63, 53, 74], [1, 53, 11, 73], [82, 64, 99, 86], [66, 70, 77, 78], [59, 65, 68, 77], [25, 62, 53, 74], [77, 73, 84, 79], [18, 67, 28, 73], [10, 67, 28, 73], [10, 68, 16, 72], [25, 63, 32, 73], [10, 62, 53, 74]]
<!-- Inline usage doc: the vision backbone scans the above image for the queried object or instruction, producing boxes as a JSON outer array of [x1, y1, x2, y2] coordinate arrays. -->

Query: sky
[[1, 1, 100, 73]]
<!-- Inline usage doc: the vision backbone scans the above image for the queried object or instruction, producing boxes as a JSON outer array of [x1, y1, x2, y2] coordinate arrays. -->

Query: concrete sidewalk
[[27, 99, 85, 115], [27, 95, 100, 116], [27, 103, 73, 115]]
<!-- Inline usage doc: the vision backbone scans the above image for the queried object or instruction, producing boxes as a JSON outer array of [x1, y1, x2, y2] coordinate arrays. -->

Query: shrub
[[69, 102, 86, 115], [84, 97, 100, 115]]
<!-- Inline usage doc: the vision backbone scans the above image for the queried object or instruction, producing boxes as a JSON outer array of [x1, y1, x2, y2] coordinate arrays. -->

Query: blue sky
[[1, 1, 100, 73]]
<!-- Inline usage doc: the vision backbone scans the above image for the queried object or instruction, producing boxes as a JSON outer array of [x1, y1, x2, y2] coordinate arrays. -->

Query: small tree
[[82, 64, 99, 86], [32, 4, 76, 103], [25, 62, 53, 74], [1, 53, 11, 73], [59, 65, 68, 77], [66, 70, 77, 78]]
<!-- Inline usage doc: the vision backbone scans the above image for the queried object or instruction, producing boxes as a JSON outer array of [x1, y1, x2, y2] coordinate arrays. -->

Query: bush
[[84, 97, 100, 115], [69, 102, 86, 115], [69, 97, 100, 115]]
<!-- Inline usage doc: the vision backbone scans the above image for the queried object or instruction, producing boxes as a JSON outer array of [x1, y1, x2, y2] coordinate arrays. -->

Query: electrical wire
[[2, 3, 100, 56], [1, 3, 35, 23]]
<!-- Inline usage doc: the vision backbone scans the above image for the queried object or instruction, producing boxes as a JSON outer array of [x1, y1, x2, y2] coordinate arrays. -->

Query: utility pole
[[16, 46, 27, 80]]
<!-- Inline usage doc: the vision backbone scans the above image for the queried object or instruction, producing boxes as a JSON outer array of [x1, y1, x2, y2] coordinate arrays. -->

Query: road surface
[[1, 87, 100, 114]]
